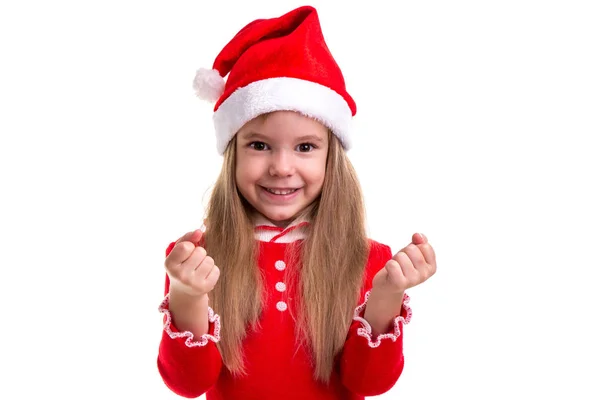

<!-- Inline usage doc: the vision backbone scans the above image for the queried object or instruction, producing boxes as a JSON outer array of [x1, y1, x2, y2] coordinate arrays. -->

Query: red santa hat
[[192, 5, 356, 154]]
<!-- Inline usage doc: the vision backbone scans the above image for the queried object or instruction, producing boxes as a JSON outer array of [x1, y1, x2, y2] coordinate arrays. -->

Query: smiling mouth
[[261, 187, 299, 195]]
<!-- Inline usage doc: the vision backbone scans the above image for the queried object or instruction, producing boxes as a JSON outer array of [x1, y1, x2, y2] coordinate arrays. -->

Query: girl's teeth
[[266, 188, 297, 195]]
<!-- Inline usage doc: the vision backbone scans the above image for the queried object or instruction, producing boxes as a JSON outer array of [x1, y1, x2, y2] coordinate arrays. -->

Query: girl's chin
[[252, 202, 317, 228]]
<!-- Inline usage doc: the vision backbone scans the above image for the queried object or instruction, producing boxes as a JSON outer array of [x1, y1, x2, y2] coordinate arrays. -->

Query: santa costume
[[157, 5, 412, 399]]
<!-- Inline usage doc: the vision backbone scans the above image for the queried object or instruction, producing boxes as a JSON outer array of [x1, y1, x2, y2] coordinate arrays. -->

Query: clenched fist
[[372, 233, 437, 294], [165, 229, 220, 297]]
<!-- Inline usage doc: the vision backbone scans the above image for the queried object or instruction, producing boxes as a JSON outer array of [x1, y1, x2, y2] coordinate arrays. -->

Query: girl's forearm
[[168, 290, 210, 337], [363, 289, 406, 336]]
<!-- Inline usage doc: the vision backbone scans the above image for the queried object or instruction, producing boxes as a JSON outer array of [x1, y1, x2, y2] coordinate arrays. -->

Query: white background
[[1, 0, 599, 399]]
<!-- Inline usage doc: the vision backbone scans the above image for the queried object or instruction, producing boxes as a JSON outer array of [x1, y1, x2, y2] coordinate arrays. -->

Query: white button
[[276, 301, 287, 312], [275, 260, 286, 271], [275, 282, 286, 292]]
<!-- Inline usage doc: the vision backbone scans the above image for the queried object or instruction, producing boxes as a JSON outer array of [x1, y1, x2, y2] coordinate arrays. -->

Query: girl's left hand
[[372, 233, 437, 294]]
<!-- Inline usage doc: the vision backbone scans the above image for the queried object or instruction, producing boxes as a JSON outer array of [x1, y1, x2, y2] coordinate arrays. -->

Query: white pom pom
[[193, 68, 225, 102]]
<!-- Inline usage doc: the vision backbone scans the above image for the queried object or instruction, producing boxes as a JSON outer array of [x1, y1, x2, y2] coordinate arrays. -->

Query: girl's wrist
[[369, 287, 405, 304], [363, 288, 407, 336], [169, 286, 210, 303]]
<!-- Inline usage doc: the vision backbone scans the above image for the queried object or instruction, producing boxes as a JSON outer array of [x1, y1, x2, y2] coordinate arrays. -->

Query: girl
[[157, 5, 436, 400]]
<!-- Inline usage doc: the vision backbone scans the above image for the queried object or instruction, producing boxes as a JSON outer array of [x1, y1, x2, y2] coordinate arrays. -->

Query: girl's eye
[[249, 141, 269, 151], [297, 143, 315, 152]]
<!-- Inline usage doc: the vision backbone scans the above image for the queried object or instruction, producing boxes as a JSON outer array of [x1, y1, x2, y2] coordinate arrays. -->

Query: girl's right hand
[[164, 229, 220, 297]]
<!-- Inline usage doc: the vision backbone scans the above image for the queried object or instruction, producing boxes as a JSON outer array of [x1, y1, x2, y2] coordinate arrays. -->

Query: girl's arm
[[338, 241, 412, 397], [157, 242, 223, 398]]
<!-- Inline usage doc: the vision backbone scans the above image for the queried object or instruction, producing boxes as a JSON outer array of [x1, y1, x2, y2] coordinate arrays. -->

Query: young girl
[[157, 5, 436, 399]]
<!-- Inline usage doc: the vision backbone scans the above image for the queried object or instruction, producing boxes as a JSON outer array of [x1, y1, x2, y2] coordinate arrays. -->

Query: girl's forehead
[[239, 112, 328, 141], [240, 130, 326, 145]]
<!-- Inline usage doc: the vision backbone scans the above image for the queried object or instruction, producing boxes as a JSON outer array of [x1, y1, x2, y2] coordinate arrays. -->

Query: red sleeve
[[157, 241, 223, 398], [339, 240, 412, 397]]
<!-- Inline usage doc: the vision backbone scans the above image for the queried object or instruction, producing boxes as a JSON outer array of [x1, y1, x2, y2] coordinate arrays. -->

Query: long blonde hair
[[203, 131, 369, 382]]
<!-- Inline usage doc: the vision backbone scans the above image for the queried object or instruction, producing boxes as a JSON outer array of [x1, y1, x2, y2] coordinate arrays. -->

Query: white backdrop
[[1, 1, 599, 399]]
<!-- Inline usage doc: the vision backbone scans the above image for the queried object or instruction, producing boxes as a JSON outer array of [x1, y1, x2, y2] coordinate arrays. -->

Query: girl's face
[[236, 111, 329, 228]]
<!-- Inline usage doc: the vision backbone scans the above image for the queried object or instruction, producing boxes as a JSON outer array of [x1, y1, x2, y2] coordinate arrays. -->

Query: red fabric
[[211, 5, 356, 115], [157, 239, 407, 399]]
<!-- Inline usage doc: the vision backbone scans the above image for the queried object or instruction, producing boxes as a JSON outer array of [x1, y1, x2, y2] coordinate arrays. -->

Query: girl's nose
[[269, 150, 295, 177]]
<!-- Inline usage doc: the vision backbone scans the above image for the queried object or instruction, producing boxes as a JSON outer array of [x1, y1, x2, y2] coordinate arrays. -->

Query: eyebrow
[[242, 132, 325, 143]]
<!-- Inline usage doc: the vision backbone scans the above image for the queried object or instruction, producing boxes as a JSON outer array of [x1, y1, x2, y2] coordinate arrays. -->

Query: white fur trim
[[353, 290, 412, 348], [213, 77, 353, 154], [159, 294, 221, 347], [193, 68, 225, 103]]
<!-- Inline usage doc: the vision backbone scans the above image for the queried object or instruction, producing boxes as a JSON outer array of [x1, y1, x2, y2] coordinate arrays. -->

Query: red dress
[[157, 221, 411, 399]]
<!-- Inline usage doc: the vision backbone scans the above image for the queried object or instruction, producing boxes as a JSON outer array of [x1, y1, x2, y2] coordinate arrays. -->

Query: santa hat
[[192, 5, 356, 155]]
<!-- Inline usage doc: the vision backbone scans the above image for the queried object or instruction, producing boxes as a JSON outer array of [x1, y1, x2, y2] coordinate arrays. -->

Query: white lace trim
[[159, 294, 221, 347], [255, 227, 308, 243], [353, 290, 412, 348], [252, 213, 309, 243]]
